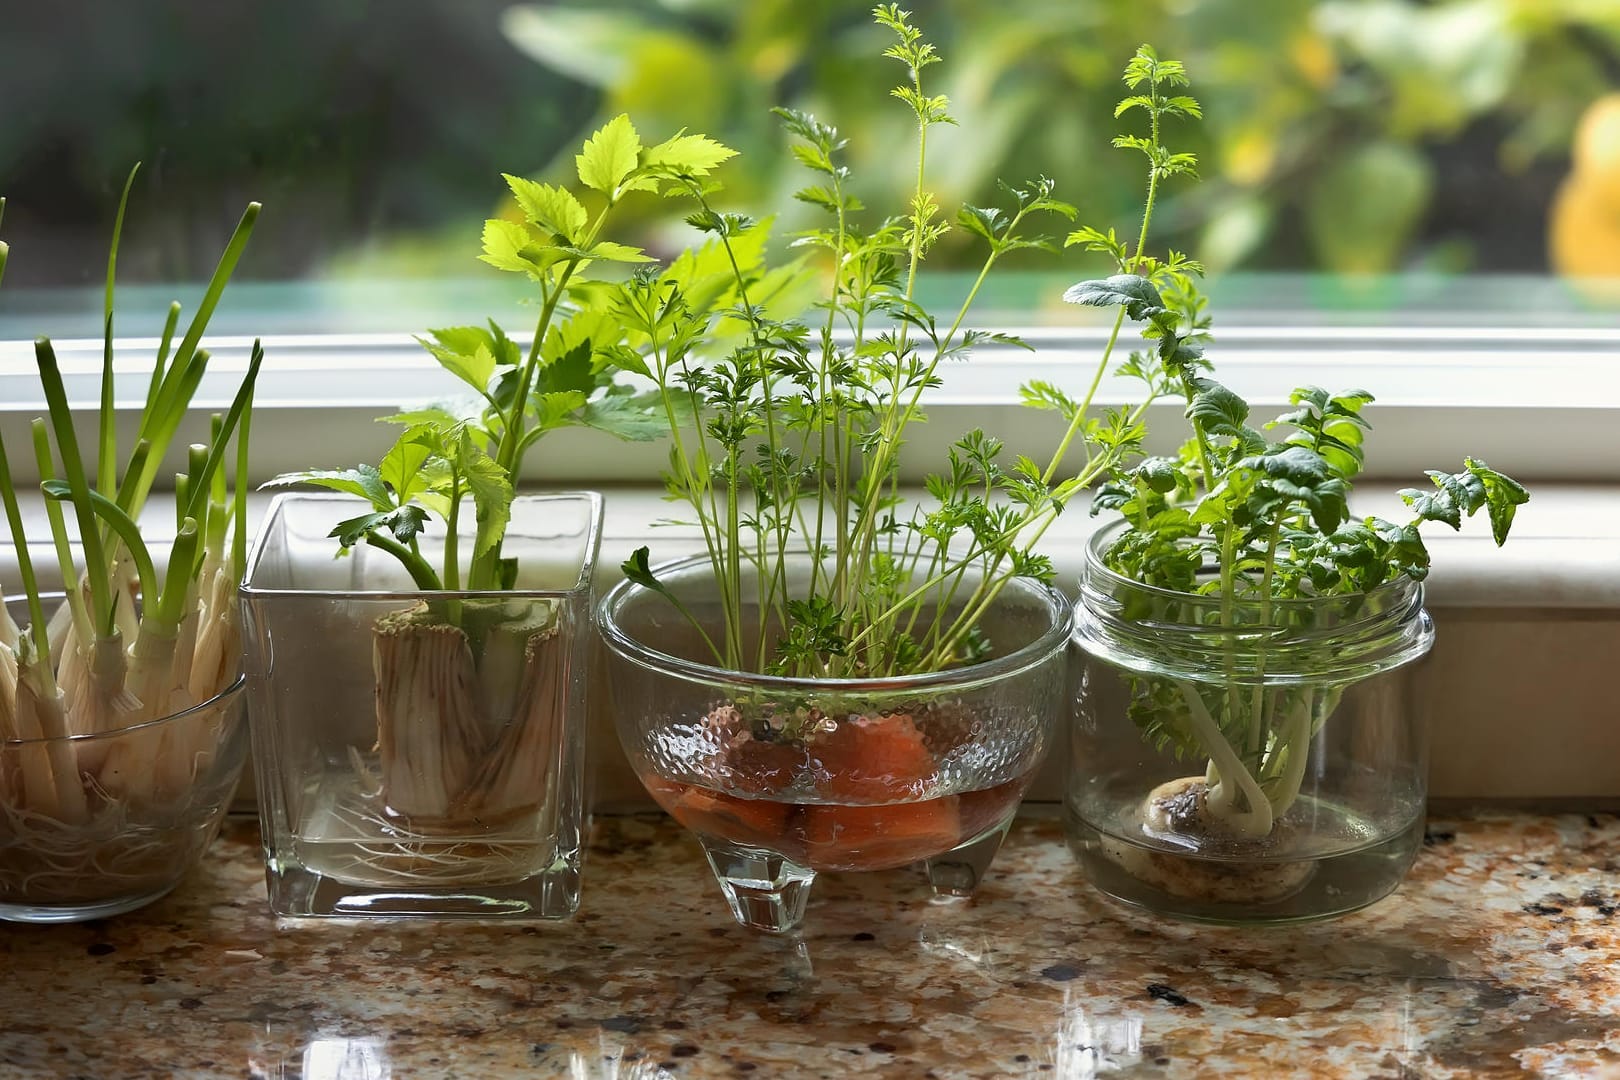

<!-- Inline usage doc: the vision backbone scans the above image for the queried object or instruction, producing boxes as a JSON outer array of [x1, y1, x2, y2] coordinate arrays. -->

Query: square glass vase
[[241, 492, 602, 919]]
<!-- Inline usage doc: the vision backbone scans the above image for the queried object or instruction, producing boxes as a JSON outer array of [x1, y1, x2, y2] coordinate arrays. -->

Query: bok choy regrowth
[[0, 175, 261, 899], [268, 117, 733, 849], [1071, 56, 1530, 883]]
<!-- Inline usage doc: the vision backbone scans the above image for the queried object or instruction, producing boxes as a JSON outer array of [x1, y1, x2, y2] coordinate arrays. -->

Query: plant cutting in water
[[0, 171, 261, 904], [607, 10, 1197, 876], [270, 117, 743, 880], [1077, 72, 1531, 898]]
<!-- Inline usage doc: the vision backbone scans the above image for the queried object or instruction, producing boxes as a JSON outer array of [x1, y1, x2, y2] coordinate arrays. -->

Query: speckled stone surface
[[0, 812, 1617, 1079]]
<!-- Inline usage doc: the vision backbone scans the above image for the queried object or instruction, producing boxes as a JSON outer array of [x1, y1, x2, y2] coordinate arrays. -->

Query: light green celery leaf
[[642, 131, 737, 177], [579, 390, 665, 441], [379, 424, 445, 505], [587, 240, 654, 263], [418, 332, 498, 397], [503, 174, 587, 242], [538, 341, 601, 397], [577, 114, 641, 195], [264, 465, 392, 511], [542, 309, 625, 369], [415, 491, 452, 520], [480, 219, 551, 277], [379, 401, 484, 429], [660, 223, 772, 314], [534, 391, 589, 430], [453, 432, 513, 558]]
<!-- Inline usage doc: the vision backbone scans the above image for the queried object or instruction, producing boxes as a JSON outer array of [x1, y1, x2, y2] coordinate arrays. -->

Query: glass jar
[[1067, 520, 1435, 924], [599, 551, 1070, 933], [0, 596, 248, 923], [240, 492, 601, 919]]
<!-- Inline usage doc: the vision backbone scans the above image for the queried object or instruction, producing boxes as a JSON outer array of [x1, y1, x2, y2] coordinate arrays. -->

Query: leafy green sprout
[[1086, 266, 1529, 834], [622, 20, 1206, 682], [0, 172, 263, 827], [273, 117, 742, 616]]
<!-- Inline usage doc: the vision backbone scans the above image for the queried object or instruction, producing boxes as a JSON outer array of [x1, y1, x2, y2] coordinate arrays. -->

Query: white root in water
[[372, 606, 485, 823], [452, 627, 564, 827], [10, 640, 89, 826], [340, 603, 566, 883]]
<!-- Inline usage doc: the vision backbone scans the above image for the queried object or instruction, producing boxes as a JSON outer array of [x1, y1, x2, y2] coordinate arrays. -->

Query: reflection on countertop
[[1, 812, 1617, 1079]]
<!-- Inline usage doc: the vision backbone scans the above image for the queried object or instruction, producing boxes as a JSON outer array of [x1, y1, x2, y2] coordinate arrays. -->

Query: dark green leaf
[[1186, 378, 1249, 438]]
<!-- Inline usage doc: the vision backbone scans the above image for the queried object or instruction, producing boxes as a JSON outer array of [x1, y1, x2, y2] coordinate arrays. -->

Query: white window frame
[[4, 321, 1619, 485]]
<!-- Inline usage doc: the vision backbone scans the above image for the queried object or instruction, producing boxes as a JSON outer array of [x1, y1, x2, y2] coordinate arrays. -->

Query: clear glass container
[[599, 552, 1070, 934], [0, 596, 248, 923], [1067, 520, 1436, 924], [240, 492, 602, 918]]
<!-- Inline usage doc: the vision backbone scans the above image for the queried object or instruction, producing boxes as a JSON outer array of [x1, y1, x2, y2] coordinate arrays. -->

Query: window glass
[[5, 3, 1620, 286]]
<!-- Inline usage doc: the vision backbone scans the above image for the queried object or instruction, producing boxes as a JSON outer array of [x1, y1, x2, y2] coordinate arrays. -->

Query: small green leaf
[[641, 131, 737, 177], [1186, 378, 1249, 438], [577, 113, 642, 195], [453, 432, 513, 559], [503, 174, 587, 242], [621, 546, 670, 595], [418, 329, 498, 396], [330, 505, 430, 550], [479, 219, 546, 276], [579, 392, 666, 442], [587, 240, 655, 263], [1134, 456, 1180, 494], [956, 204, 1003, 244], [1061, 274, 1165, 321], [379, 403, 482, 429], [379, 424, 440, 505], [536, 341, 599, 398], [266, 465, 392, 511], [1464, 458, 1530, 546]]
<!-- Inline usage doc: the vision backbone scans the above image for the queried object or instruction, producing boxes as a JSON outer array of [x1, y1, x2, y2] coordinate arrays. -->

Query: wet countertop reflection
[[1, 812, 1617, 1078]]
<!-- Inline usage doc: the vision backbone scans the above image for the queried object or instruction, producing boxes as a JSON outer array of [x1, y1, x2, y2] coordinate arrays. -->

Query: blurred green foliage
[[2, 0, 1617, 286], [499, 0, 1620, 276]]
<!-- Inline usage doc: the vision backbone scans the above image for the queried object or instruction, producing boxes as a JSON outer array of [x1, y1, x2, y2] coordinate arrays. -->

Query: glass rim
[[240, 490, 604, 598], [0, 670, 244, 748], [598, 550, 1074, 694], [1082, 518, 1422, 610]]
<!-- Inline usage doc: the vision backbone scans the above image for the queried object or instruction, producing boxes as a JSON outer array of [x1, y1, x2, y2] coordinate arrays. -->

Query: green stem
[[0, 428, 52, 668], [31, 420, 92, 648], [179, 341, 263, 527], [364, 531, 442, 591], [232, 384, 253, 578], [1250, 520, 1282, 759], [127, 200, 259, 515], [443, 473, 463, 626], [99, 163, 140, 501], [39, 482, 157, 612], [1176, 679, 1272, 837], [156, 519, 200, 630], [141, 301, 182, 438], [35, 338, 114, 635]]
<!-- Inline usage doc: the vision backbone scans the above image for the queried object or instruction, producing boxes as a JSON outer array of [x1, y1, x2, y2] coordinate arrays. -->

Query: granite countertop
[[1, 812, 1617, 1079]]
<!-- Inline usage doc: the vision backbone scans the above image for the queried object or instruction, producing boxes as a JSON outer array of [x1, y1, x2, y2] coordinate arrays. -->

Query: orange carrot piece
[[668, 785, 793, 850], [809, 713, 938, 803], [723, 737, 809, 796], [800, 796, 961, 872]]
